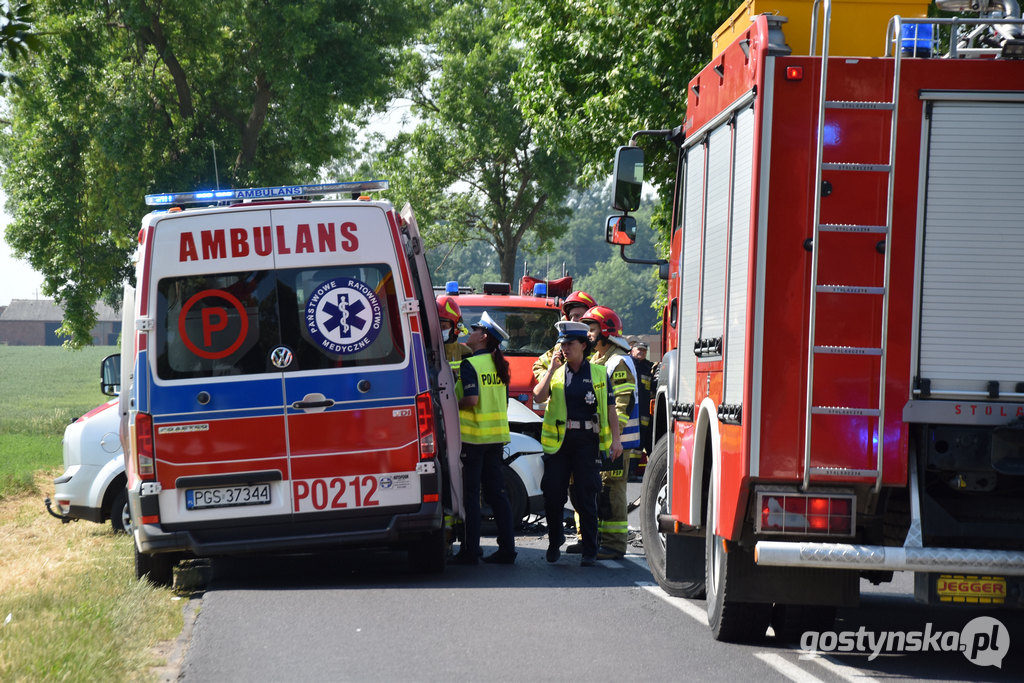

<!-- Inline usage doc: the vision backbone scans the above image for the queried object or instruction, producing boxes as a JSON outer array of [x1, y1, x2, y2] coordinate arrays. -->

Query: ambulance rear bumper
[[134, 502, 443, 556], [755, 540, 1024, 576]]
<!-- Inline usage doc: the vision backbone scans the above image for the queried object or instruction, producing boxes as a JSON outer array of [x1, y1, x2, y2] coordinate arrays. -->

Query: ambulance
[[116, 181, 462, 586]]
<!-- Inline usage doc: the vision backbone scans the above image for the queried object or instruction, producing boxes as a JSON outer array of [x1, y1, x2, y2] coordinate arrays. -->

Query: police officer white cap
[[471, 311, 509, 342], [555, 320, 589, 342]]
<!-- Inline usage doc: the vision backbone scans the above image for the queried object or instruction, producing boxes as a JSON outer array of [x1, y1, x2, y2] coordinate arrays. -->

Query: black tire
[[408, 528, 447, 574], [770, 604, 837, 643], [109, 486, 132, 534], [705, 479, 771, 642], [641, 435, 705, 597], [135, 546, 175, 587], [502, 465, 528, 529]]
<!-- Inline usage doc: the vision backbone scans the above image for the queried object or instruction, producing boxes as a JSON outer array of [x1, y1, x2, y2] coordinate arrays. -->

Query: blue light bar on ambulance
[[144, 180, 390, 206]]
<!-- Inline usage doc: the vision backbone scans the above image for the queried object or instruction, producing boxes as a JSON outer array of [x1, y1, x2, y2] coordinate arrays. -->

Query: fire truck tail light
[[415, 392, 436, 459], [134, 412, 156, 480], [757, 492, 854, 536], [785, 66, 803, 80]]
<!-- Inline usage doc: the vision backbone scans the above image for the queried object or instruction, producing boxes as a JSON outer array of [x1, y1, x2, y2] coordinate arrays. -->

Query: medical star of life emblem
[[269, 346, 293, 369], [585, 390, 596, 405], [304, 277, 383, 355]]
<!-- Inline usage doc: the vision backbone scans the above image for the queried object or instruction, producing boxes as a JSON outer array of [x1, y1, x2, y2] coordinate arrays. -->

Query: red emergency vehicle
[[120, 181, 462, 585], [443, 274, 571, 409], [609, 0, 1024, 641]]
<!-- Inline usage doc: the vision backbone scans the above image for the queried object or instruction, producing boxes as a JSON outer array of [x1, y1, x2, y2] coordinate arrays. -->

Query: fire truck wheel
[[641, 436, 705, 598], [134, 546, 175, 588], [109, 486, 132, 534], [705, 482, 770, 642], [408, 529, 447, 574]]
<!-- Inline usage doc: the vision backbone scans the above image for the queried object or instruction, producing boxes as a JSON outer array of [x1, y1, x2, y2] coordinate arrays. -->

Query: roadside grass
[[0, 347, 184, 681], [0, 473, 183, 682], [0, 345, 116, 500]]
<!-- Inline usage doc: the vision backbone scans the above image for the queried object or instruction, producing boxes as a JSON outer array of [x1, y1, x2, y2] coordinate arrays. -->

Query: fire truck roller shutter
[[917, 96, 1024, 398]]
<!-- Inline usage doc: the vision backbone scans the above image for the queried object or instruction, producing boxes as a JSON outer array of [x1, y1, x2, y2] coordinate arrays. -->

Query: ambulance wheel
[[641, 436, 705, 598], [770, 604, 837, 642], [409, 529, 447, 574], [109, 486, 132, 534], [502, 465, 527, 529], [135, 546, 175, 588], [705, 481, 770, 642]]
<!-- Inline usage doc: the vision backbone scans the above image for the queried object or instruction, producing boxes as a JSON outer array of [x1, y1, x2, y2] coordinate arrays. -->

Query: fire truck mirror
[[612, 145, 644, 212], [606, 214, 637, 246]]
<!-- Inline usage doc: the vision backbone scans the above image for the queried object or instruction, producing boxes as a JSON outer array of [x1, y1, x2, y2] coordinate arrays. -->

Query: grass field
[[0, 345, 117, 499], [0, 345, 184, 681]]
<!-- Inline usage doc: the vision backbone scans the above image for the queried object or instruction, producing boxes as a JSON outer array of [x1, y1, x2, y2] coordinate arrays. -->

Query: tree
[[0, 0, 40, 86], [0, 0, 426, 347], [509, 0, 732, 187], [371, 0, 579, 286]]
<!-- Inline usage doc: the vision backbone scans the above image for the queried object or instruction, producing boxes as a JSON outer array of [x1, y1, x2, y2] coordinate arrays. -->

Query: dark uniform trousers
[[460, 441, 516, 556], [541, 430, 602, 558]]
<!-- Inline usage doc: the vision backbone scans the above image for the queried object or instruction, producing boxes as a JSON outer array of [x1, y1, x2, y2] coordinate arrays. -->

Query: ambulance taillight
[[415, 392, 436, 459], [133, 412, 156, 479]]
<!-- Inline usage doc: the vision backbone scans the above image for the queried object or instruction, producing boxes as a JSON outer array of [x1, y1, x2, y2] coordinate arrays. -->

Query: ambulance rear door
[[270, 204, 425, 519], [147, 208, 291, 526]]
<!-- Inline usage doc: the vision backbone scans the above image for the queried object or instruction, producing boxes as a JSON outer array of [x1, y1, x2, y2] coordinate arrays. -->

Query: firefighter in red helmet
[[581, 305, 639, 561], [437, 294, 471, 370]]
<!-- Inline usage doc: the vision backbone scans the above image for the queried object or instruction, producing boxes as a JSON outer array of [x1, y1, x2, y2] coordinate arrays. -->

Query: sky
[[0, 194, 46, 306], [0, 102, 415, 308]]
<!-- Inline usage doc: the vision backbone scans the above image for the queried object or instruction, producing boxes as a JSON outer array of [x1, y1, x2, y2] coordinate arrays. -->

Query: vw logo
[[270, 346, 294, 369]]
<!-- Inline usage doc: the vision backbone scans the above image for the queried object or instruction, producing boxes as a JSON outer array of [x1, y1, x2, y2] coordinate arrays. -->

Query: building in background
[[0, 300, 121, 346]]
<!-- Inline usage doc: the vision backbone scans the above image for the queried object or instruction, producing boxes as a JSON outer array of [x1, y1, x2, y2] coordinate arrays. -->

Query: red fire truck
[[609, 0, 1024, 641]]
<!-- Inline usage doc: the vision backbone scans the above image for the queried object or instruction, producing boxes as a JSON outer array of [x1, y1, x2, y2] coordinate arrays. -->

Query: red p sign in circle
[[179, 289, 249, 360]]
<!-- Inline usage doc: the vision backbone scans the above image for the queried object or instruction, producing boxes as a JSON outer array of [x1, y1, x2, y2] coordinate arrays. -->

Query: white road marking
[[754, 652, 826, 683], [801, 653, 881, 683], [636, 582, 709, 626]]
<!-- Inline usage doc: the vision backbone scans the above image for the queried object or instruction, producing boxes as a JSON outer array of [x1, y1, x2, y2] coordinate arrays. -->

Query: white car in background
[[45, 397, 132, 533], [503, 398, 546, 525]]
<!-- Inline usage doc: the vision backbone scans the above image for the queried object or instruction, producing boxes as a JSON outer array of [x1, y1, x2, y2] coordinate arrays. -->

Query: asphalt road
[[177, 483, 1024, 682]]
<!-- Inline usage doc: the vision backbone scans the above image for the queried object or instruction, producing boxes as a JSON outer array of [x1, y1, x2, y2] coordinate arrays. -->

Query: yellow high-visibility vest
[[540, 362, 611, 455], [458, 353, 510, 444]]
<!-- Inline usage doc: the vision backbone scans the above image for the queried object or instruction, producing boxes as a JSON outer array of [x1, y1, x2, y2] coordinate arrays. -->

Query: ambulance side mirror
[[605, 214, 637, 246], [101, 353, 121, 396], [611, 146, 644, 213]]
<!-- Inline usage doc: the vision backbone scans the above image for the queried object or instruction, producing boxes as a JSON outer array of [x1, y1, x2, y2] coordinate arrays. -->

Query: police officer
[[533, 320, 621, 567], [532, 290, 597, 547], [451, 311, 518, 565], [532, 290, 597, 384], [581, 306, 639, 560]]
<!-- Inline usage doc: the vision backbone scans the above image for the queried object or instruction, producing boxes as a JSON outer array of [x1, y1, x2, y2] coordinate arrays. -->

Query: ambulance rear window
[[155, 264, 404, 380]]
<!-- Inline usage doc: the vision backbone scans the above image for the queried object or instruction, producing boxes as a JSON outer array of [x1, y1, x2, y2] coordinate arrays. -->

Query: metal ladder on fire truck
[[802, 0, 905, 494]]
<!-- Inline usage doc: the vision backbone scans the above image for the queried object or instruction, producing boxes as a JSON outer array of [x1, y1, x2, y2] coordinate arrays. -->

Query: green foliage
[[0, 0, 428, 348], [0, 0, 40, 83], [0, 345, 116, 499], [369, 0, 579, 285], [509, 0, 732, 188]]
